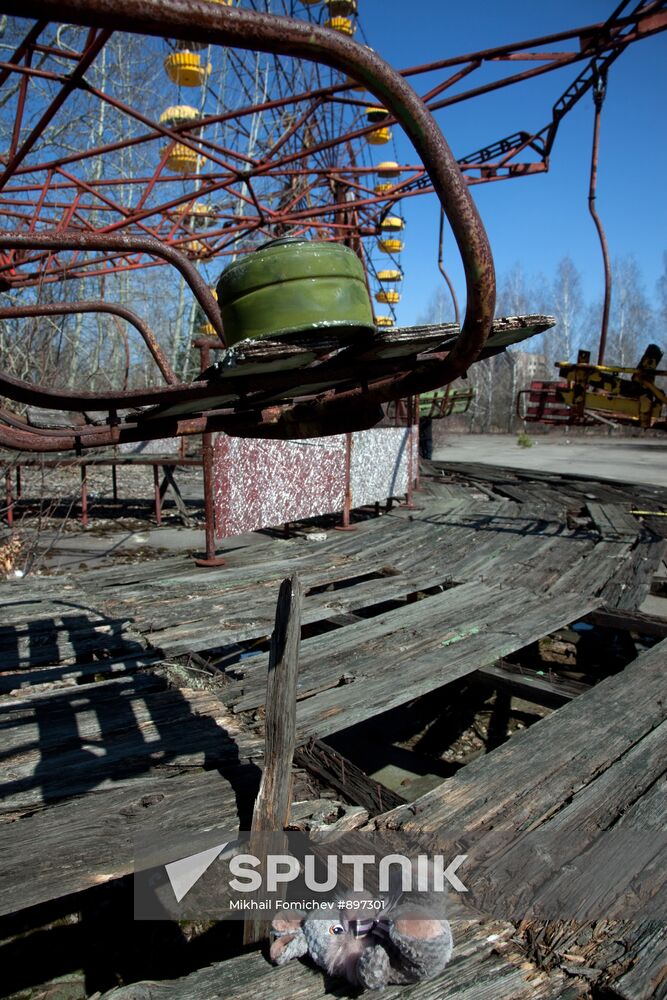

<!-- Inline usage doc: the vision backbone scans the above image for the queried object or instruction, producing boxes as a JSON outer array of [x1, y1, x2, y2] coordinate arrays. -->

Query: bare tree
[[547, 256, 584, 365], [657, 251, 667, 352]]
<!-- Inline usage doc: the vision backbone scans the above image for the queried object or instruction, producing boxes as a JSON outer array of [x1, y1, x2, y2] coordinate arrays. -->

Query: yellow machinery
[[518, 345, 667, 429]]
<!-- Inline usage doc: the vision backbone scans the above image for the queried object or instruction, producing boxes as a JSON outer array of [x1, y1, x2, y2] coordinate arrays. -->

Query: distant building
[[514, 351, 549, 384]]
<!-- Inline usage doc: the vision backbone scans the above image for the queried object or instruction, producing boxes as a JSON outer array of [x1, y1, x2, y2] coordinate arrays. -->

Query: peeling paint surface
[[213, 426, 416, 537], [350, 428, 415, 507]]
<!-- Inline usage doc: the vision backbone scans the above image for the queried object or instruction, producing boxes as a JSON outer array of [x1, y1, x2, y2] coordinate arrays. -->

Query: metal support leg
[[195, 431, 226, 566], [335, 432, 357, 531], [5, 469, 13, 527], [153, 464, 162, 526], [80, 463, 88, 527], [400, 398, 418, 510]]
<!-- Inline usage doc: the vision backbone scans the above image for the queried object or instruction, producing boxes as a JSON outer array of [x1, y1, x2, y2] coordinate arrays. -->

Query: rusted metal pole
[[413, 395, 422, 491], [335, 432, 356, 532], [152, 465, 162, 526], [195, 343, 225, 567], [400, 396, 417, 510], [111, 463, 118, 502], [589, 72, 612, 366], [80, 463, 88, 528], [0, 300, 177, 384], [5, 468, 13, 527]]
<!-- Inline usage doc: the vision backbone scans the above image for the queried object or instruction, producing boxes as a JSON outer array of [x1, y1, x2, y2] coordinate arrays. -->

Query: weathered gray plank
[[0, 766, 259, 916], [98, 915, 571, 1000], [587, 501, 639, 540], [370, 641, 667, 935], [373, 640, 666, 837], [288, 586, 600, 744], [244, 574, 302, 945], [0, 687, 261, 813]]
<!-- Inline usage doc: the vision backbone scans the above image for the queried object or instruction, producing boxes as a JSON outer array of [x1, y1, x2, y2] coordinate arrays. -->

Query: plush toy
[[270, 899, 453, 991]]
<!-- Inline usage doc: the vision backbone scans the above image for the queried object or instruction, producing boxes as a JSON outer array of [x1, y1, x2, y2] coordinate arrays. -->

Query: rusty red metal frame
[[0, 0, 497, 450], [0, 299, 177, 383], [588, 73, 612, 365], [0, 231, 224, 341], [0, 2, 664, 450], [0, 2, 662, 289]]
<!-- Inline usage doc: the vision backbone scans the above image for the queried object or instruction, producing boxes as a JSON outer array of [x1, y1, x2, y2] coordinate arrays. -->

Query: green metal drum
[[216, 237, 374, 346]]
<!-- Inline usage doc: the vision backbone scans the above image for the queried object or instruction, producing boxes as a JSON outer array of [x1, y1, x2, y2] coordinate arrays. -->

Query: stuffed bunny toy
[[270, 897, 453, 990]]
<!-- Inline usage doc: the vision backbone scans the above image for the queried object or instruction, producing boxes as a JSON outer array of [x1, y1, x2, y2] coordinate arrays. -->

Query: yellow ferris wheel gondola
[[366, 106, 388, 124], [164, 51, 211, 87], [377, 160, 400, 178], [375, 315, 395, 327], [380, 216, 405, 232], [325, 16, 355, 34], [378, 237, 404, 254], [377, 269, 402, 282], [375, 289, 401, 304], [159, 105, 201, 128], [169, 200, 215, 228], [367, 126, 392, 146], [327, 0, 358, 13], [163, 143, 200, 174]]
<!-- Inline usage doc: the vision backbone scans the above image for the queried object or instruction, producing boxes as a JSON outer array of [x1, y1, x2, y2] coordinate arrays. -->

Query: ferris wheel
[[0, 0, 410, 332], [0, 0, 663, 451]]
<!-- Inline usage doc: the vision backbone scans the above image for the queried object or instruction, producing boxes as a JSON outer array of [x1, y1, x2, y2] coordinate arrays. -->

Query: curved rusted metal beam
[[0, 231, 224, 345], [6, 0, 495, 391], [0, 396, 385, 452], [589, 74, 611, 366], [438, 208, 461, 328], [0, 299, 177, 384]]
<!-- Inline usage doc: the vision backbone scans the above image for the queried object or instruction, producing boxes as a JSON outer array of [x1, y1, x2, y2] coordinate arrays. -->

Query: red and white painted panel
[[213, 426, 417, 538]]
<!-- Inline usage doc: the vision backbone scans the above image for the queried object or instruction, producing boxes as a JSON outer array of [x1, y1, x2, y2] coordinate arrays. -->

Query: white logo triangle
[[165, 842, 229, 903]]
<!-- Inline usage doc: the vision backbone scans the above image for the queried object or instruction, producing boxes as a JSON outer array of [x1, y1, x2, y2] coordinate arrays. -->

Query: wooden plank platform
[[0, 461, 664, 999], [99, 915, 576, 1000], [370, 638, 667, 997]]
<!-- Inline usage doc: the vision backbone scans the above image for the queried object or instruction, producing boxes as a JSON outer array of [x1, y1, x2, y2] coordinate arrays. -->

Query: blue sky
[[355, 1, 667, 324]]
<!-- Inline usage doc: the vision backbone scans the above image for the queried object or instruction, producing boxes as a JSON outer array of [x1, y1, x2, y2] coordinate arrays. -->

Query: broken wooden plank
[[585, 606, 667, 638], [98, 913, 571, 1000], [371, 640, 667, 932], [244, 574, 302, 946], [586, 502, 639, 540], [0, 766, 259, 916], [475, 662, 586, 707], [606, 922, 667, 1000], [294, 739, 406, 816]]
